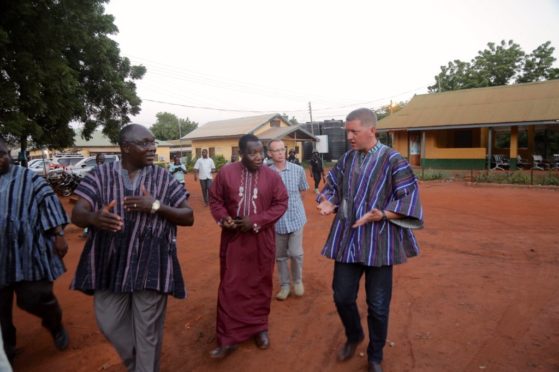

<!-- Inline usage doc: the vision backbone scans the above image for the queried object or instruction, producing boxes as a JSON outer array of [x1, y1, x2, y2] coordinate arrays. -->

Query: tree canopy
[[0, 0, 145, 153], [375, 101, 406, 121], [429, 40, 559, 93], [150, 112, 198, 141]]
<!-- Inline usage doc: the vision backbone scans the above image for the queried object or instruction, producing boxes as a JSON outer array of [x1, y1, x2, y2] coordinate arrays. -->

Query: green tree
[[282, 113, 299, 125], [150, 112, 198, 140], [0, 0, 145, 159], [375, 101, 407, 120], [429, 40, 559, 92]]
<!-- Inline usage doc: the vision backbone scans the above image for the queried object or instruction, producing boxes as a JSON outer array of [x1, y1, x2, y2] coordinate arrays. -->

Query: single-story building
[[183, 113, 317, 161], [377, 79, 559, 169]]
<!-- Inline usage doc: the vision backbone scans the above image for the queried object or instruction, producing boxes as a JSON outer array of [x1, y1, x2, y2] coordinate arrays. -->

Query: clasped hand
[[221, 216, 252, 232]]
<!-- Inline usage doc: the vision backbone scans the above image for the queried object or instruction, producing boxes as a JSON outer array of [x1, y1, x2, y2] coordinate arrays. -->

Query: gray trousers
[[275, 228, 304, 288], [94, 291, 168, 372], [0, 332, 12, 372]]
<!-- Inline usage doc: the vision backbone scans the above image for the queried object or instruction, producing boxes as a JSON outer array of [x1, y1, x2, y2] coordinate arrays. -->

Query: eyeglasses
[[269, 148, 286, 153], [126, 140, 157, 148]]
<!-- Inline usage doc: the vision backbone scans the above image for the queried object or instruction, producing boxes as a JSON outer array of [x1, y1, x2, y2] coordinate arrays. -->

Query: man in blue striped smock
[[71, 124, 194, 372], [267, 139, 309, 300], [0, 138, 70, 365], [317, 108, 423, 372]]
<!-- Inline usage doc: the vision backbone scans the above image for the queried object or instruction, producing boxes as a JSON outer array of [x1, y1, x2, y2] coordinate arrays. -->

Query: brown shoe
[[209, 344, 238, 359], [254, 331, 270, 349], [337, 335, 364, 362]]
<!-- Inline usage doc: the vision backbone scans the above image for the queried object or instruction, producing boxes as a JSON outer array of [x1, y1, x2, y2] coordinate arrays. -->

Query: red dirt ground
[[9, 175, 559, 372]]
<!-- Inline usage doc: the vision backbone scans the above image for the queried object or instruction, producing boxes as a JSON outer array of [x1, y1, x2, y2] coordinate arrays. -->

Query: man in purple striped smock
[[317, 108, 423, 372], [71, 124, 194, 372]]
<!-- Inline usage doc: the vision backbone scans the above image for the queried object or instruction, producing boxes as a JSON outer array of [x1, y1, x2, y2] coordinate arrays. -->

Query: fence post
[[530, 169, 533, 185]]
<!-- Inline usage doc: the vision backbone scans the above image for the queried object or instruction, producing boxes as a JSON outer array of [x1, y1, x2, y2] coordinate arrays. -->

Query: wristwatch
[[151, 200, 161, 214], [381, 210, 388, 221]]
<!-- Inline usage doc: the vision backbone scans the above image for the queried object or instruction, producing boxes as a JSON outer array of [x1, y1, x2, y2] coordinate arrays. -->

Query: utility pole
[[308, 101, 314, 134], [178, 118, 183, 158]]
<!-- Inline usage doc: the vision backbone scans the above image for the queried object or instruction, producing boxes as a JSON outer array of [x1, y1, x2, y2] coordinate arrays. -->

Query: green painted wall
[[421, 158, 487, 169]]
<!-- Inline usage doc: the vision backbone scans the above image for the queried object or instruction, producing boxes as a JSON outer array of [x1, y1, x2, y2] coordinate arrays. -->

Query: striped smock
[[71, 162, 189, 298], [0, 166, 69, 287], [319, 143, 423, 266]]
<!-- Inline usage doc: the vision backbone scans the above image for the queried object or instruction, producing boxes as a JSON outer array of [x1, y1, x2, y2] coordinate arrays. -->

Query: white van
[[70, 154, 120, 178]]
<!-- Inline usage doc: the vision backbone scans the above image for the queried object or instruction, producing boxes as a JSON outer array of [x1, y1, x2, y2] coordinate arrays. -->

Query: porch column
[[509, 126, 518, 170], [528, 125, 535, 155], [487, 128, 493, 169]]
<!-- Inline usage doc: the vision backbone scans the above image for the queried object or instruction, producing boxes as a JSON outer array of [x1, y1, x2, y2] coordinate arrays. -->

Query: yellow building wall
[[425, 132, 485, 159], [192, 137, 306, 162], [192, 139, 238, 161], [392, 131, 409, 157]]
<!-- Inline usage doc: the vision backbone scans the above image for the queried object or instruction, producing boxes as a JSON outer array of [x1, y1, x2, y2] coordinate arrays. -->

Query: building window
[[209, 147, 215, 157], [270, 118, 281, 128], [195, 148, 201, 158]]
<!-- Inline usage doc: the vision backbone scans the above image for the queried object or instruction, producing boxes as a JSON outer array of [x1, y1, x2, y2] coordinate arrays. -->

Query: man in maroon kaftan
[[209, 134, 288, 358]]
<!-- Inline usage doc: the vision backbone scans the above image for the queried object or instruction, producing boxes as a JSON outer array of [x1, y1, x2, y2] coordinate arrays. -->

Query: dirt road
[[10, 177, 559, 371]]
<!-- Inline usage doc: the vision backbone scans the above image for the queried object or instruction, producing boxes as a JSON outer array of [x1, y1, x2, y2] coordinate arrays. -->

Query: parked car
[[50, 155, 84, 170], [28, 159, 54, 176], [69, 154, 119, 178]]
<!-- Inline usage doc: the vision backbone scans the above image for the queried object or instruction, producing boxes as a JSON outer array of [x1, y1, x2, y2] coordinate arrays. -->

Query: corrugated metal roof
[[378, 79, 559, 130], [73, 130, 171, 147], [183, 113, 283, 140], [258, 125, 317, 141]]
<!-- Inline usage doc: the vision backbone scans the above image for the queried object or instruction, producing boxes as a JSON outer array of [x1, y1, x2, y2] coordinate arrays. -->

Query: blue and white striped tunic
[[0, 166, 69, 287], [71, 162, 189, 298], [319, 143, 423, 266]]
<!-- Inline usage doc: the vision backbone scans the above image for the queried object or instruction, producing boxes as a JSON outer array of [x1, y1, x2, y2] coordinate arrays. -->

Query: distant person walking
[[95, 153, 106, 166], [194, 149, 216, 206], [309, 151, 326, 193], [208, 134, 288, 359], [169, 155, 187, 186], [0, 138, 70, 366], [71, 124, 194, 372], [287, 149, 300, 165], [317, 108, 423, 372], [267, 140, 309, 301]]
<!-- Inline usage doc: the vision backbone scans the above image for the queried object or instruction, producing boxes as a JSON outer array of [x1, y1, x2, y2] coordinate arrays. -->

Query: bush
[[540, 173, 559, 186], [213, 155, 227, 171], [418, 169, 445, 181]]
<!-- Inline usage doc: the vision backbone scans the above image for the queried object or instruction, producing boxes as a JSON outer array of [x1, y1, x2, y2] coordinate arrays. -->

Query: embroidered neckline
[[237, 165, 260, 216]]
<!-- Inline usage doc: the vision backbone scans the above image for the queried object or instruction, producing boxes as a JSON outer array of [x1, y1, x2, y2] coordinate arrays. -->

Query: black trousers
[[333, 262, 393, 363], [312, 172, 322, 189], [0, 280, 63, 358]]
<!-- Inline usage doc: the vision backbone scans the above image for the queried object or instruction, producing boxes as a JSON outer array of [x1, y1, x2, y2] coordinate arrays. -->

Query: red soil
[[10, 176, 559, 372]]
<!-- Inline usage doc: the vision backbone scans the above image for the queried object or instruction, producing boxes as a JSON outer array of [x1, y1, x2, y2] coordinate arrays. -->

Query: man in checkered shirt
[[267, 139, 309, 300]]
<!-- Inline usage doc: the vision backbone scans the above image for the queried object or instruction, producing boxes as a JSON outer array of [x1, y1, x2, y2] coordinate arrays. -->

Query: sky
[[104, 0, 559, 128]]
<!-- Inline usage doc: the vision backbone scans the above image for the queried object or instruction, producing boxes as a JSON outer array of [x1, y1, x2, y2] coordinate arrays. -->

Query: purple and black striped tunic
[[319, 144, 423, 266], [71, 162, 189, 298], [0, 166, 69, 287]]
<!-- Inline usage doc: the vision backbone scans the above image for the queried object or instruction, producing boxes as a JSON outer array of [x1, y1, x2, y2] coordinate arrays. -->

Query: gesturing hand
[[317, 194, 336, 216], [352, 208, 384, 228], [124, 185, 155, 213], [94, 200, 123, 232]]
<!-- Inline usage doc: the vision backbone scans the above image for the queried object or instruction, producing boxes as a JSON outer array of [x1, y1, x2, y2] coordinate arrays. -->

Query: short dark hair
[[118, 123, 144, 145], [239, 134, 260, 153], [346, 108, 377, 127]]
